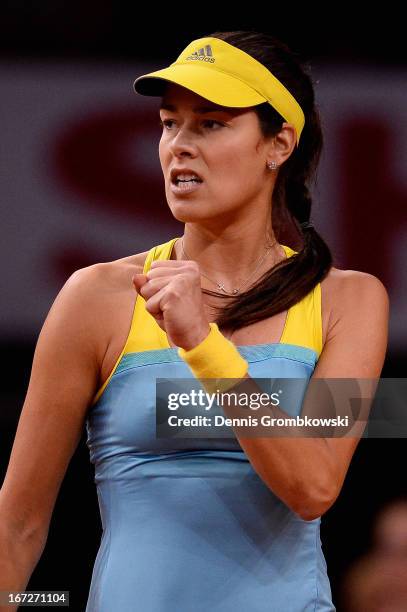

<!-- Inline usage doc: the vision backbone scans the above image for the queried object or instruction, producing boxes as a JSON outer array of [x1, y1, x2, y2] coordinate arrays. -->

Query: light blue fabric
[[85, 344, 335, 611]]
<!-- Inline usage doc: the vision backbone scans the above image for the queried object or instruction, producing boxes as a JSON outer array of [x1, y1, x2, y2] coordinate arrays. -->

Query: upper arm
[[311, 271, 390, 498], [0, 265, 106, 543]]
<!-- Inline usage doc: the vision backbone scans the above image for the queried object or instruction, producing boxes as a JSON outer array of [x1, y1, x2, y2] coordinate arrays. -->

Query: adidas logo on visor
[[186, 44, 215, 63]]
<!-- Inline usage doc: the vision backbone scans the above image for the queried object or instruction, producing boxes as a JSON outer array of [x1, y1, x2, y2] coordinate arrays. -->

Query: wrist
[[179, 324, 211, 351], [178, 322, 249, 393]]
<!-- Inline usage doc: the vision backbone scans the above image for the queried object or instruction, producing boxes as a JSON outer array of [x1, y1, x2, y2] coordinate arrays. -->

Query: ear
[[266, 122, 297, 167]]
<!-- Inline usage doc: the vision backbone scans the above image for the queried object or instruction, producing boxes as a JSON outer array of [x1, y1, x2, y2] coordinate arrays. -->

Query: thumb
[[132, 273, 147, 293]]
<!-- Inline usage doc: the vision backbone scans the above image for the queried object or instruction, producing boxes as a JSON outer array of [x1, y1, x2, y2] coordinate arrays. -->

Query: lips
[[170, 180, 203, 195], [170, 168, 203, 184]]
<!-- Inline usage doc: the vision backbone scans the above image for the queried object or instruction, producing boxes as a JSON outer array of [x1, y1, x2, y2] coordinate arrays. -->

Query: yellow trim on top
[[90, 237, 323, 408], [90, 242, 166, 407]]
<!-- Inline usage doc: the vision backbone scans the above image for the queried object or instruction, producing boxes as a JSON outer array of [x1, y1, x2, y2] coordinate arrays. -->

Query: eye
[[159, 119, 224, 130], [159, 119, 174, 129], [202, 119, 223, 129]]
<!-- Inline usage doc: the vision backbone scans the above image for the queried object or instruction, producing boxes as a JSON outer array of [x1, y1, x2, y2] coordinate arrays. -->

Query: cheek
[[214, 153, 260, 189], [209, 147, 244, 178], [158, 139, 166, 164], [158, 135, 172, 160]]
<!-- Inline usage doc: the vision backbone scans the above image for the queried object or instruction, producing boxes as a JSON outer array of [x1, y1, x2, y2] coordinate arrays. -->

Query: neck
[[173, 222, 285, 291]]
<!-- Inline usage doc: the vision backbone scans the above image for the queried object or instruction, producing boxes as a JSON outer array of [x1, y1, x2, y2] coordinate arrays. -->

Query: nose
[[168, 127, 198, 159]]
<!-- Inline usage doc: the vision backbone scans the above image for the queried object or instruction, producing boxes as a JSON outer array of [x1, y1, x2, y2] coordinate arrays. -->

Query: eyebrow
[[160, 102, 229, 114]]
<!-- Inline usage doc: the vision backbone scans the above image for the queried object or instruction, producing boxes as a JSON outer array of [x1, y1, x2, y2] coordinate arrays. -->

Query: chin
[[167, 198, 209, 221], [166, 192, 235, 224], [169, 207, 206, 224]]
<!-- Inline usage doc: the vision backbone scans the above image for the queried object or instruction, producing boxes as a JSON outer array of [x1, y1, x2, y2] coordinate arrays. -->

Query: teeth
[[175, 173, 201, 182]]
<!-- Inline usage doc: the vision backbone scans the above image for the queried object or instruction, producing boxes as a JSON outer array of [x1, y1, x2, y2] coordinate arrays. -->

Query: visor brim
[[133, 64, 267, 108]]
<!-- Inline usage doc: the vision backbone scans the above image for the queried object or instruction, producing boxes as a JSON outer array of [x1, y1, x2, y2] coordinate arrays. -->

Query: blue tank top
[[85, 237, 335, 611]]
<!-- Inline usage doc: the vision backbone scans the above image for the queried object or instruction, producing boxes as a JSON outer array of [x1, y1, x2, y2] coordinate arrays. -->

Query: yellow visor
[[133, 36, 305, 146]]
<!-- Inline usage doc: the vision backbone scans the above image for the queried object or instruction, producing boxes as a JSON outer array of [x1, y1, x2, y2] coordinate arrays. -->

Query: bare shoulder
[[71, 249, 151, 365], [79, 248, 152, 299], [67, 250, 151, 306], [81, 249, 151, 287], [321, 265, 389, 341], [108, 249, 152, 271], [65, 250, 150, 320], [323, 265, 389, 307]]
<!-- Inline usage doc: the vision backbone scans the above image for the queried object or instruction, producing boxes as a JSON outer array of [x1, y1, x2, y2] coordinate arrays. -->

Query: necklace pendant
[[217, 283, 226, 292], [232, 289, 239, 294]]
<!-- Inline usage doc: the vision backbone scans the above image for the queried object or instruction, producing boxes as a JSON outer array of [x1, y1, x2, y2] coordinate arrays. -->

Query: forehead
[[160, 82, 248, 116]]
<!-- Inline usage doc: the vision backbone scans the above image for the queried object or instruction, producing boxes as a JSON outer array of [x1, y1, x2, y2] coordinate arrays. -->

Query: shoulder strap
[[125, 237, 181, 353], [280, 245, 323, 357]]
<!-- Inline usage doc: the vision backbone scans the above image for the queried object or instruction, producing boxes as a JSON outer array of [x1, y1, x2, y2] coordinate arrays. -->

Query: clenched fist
[[132, 259, 211, 351]]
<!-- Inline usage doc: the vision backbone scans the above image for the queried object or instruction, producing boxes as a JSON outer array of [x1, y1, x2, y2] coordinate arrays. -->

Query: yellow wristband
[[177, 322, 249, 393]]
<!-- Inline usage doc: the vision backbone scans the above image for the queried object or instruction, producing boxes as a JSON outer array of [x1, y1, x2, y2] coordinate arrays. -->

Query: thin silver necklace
[[180, 236, 278, 296]]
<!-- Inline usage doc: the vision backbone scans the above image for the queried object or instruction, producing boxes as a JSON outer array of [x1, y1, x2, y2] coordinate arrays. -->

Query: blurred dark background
[[1, 2, 406, 65], [1, 3, 406, 611]]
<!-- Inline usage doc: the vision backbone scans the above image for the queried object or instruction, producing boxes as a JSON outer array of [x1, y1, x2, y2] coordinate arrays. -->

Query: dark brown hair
[[185, 31, 333, 334]]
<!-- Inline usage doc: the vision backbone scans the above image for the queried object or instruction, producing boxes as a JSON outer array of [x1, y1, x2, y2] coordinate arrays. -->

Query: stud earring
[[267, 161, 278, 170]]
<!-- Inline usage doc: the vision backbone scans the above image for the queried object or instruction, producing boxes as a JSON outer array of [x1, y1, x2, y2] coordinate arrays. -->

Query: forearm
[[0, 524, 47, 612], [177, 323, 340, 520], [234, 422, 336, 520], [211, 373, 339, 519]]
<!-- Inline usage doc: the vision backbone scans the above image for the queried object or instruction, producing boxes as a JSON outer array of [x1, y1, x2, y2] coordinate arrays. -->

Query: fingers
[[136, 276, 169, 301], [132, 273, 147, 293], [143, 284, 168, 317]]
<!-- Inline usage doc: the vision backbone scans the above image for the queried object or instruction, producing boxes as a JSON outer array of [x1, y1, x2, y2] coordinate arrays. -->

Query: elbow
[[295, 504, 329, 522], [0, 511, 49, 559], [290, 482, 339, 522]]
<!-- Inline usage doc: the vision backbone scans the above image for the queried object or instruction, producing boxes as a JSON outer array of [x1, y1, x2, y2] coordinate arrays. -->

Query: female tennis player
[[0, 31, 389, 612]]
